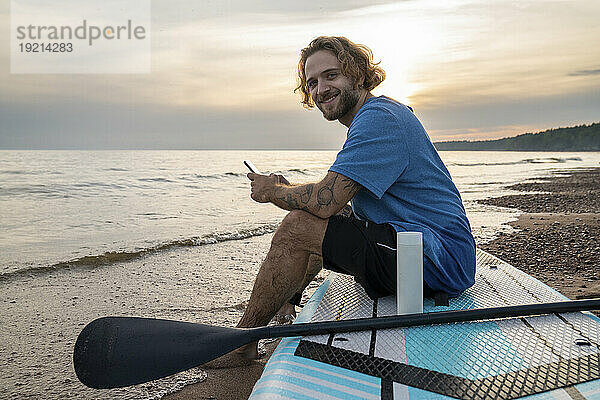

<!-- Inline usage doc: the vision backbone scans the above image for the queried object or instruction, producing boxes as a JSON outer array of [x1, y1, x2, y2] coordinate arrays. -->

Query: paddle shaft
[[265, 298, 600, 338]]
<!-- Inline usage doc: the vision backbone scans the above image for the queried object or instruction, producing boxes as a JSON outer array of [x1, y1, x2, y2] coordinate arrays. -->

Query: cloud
[[0, 98, 346, 149], [405, 0, 600, 109], [419, 89, 600, 141], [152, 0, 403, 22], [569, 69, 600, 77]]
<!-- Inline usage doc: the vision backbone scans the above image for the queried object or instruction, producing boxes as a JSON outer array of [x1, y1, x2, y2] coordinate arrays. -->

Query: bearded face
[[305, 50, 364, 122], [315, 82, 362, 121]]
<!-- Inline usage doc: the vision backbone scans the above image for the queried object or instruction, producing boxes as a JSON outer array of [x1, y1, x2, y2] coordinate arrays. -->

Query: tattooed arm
[[248, 171, 361, 219], [271, 171, 361, 218]]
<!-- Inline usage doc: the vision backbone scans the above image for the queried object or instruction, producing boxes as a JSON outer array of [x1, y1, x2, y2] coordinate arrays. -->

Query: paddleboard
[[249, 249, 600, 399]]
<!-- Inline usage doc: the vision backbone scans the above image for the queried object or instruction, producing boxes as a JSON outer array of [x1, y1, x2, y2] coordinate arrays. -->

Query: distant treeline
[[434, 123, 600, 151]]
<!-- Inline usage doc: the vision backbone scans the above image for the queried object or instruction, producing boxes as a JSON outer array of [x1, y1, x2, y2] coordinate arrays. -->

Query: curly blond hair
[[294, 36, 385, 108]]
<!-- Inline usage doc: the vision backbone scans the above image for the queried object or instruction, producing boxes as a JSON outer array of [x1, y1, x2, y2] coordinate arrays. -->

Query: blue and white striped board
[[250, 250, 600, 399]]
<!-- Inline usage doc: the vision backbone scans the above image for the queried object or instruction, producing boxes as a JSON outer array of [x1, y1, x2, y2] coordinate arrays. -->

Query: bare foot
[[274, 302, 296, 324], [201, 343, 259, 369]]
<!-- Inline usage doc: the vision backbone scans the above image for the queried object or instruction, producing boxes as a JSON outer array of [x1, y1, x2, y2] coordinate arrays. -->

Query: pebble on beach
[[479, 168, 600, 310]]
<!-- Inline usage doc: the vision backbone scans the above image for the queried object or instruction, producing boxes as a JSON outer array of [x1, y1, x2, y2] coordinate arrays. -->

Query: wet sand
[[479, 168, 600, 310], [163, 340, 280, 400], [163, 241, 326, 400], [1, 232, 278, 400], [1, 219, 320, 399]]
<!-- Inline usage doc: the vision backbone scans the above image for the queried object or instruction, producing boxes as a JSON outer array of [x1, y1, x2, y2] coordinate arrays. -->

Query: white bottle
[[396, 232, 424, 315]]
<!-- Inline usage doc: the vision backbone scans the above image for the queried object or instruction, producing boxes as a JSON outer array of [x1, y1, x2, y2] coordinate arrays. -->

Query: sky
[[1, 0, 599, 149]]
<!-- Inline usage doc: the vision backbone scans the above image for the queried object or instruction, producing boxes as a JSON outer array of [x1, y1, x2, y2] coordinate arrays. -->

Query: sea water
[[1, 150, 599, 399]]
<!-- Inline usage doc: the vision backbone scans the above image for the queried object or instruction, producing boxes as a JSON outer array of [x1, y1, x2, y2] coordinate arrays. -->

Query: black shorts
[[321, 215, 398, 299]]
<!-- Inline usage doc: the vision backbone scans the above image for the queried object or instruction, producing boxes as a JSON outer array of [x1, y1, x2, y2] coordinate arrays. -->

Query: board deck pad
[[250, 250, 600, 399]]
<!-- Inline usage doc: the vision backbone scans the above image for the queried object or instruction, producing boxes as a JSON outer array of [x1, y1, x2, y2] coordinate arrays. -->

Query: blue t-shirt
[[329, 96, 475, 296]]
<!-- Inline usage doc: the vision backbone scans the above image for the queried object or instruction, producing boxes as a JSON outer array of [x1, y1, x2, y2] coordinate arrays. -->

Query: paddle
[[74, 298, 600, 389]]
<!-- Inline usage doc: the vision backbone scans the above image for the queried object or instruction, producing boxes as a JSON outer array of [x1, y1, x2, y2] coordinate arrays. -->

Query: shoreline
[[479, 167, 600, 311]]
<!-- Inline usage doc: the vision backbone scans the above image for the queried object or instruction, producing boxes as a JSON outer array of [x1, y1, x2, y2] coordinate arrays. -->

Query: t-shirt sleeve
[[329, 106, 409, 199]]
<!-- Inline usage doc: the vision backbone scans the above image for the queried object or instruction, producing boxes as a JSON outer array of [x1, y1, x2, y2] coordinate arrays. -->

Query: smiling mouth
[[319, 92, 339, 105]]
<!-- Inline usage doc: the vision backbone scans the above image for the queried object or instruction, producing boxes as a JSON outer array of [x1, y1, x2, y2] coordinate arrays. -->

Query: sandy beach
[[480, 168, 600, 310], [163, 340, 280, 400], [162, 239, 326, 400]]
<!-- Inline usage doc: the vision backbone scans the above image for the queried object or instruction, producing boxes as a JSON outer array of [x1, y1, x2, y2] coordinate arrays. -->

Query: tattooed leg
[[285, 205, 350, 311], [275, 252, 324, 323], [279, 204, 351, 322], [204, 210, 328, 368], [239, 211, 327, 327], [230, 211, 327, 354]]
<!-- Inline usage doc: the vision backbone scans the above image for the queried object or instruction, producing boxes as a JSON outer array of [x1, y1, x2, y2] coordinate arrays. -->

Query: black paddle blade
[[73, 317, 252, 389]]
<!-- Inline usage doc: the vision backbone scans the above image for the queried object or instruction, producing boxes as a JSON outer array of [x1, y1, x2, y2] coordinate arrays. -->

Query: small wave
[[0, 185, 77, 198], [0, 182, 126, 198], [0, 169, 63, 176], [181, 168, 316, 182], [288, 168, 310, 175], [0, 223, 279, 282], [469, 181, 506, 186], [143, 368, 207, 400], [188, 172, 246, 179], [449, 157, 582, 167], [136, 212, 180, 220], [526, 157, 582, 163], [72, 182, 126, 189], [104, 167, 128, 172], [1, 170, 29, 175], [138, 177, 176, 183]]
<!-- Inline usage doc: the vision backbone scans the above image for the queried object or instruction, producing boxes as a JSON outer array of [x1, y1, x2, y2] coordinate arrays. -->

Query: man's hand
[[275, 174, 290, 185], [248, 173, 288, 203]]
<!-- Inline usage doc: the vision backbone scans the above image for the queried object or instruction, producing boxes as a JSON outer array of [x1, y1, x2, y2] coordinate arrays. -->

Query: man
[[227, 36, 475, 364]]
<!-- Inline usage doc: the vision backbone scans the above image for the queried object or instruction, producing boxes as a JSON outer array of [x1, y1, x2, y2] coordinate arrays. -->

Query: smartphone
[[243, 160, 261, 174]]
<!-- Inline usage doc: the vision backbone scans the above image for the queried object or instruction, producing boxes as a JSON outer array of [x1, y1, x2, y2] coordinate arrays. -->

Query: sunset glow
[[1, 0, 599, 148]]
